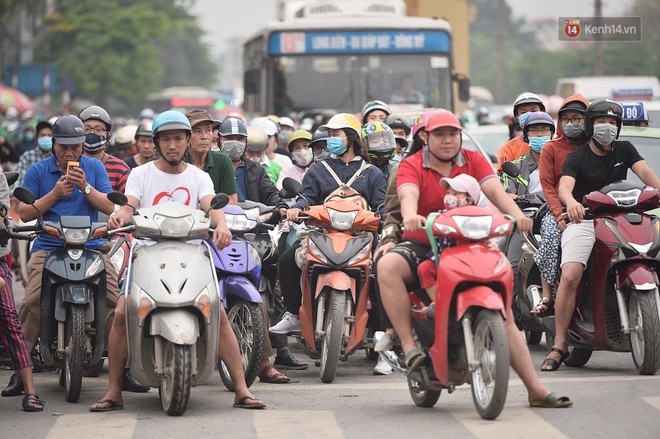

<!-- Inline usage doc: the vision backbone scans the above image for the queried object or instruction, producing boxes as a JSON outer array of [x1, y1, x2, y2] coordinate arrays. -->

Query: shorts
[[560, 220, 595, 268], [390, 240, 431, 274], [417, 259, 437, 290]]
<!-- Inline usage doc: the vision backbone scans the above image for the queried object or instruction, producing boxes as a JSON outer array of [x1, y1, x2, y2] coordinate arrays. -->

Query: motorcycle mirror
[[13, 187, 35, 205], [282, 177, 303, 196], [211, 193, 229, 210], [107, 191, 128, 206], [501, 161, 520, 179], [3, 171, 19, 187], [279, 188, 295, 199]]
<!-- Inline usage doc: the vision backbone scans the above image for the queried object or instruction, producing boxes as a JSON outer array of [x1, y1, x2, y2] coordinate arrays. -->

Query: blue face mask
[[528, 136, 550, 153], [326, 136, 347, 156], [389, 154, 402, 166], [37, 136, 53, 152], [25, 132, 35, 142]]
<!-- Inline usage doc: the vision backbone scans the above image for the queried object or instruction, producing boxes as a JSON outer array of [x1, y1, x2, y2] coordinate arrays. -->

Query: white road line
[[450, 404, 570, 439], [642, 397, 660, 411], [254, 410, 344, 439], [46, 412, 137, 439]]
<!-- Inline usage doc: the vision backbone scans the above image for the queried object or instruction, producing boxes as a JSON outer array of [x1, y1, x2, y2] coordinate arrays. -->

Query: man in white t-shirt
[[91, 111, 265, 411]]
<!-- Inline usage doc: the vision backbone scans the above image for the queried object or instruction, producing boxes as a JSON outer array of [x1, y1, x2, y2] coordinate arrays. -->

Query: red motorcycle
[[546, 180, 660, 374], [381, 205, 514, 420]]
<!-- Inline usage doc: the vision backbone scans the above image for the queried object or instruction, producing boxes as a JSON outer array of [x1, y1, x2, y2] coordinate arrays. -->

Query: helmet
[[559, 100, 588, 114], [361, 100, 391, 123], [139, 107, 156, 120], [250, 117, 278, 136], [78, 105, 112, 132], [309, 129, 328, 147], [219, 117, 248, 137], [584, 98, 623, 139], [425, 110, 462, 132], [134, 122, 153, 139], [513, 92, 545, 116], [246, 126, 269, 152], [115, 125, 138, 145], [52, 115, 87, 145], [224, 112, 246, 122], [411, 111, 434, 139], [279, 116, 295, 130], [152, 110, 192, 138], [361, 122, 396, 163], [287, 129, 312, 151], [386, 113, 411, 136], [522, 111, 555, 142], [320, 113, 362, 138]]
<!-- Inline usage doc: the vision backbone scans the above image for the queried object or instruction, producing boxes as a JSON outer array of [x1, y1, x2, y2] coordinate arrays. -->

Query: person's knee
[[111, 297, 126, 331], [559, 264, 583, 291]]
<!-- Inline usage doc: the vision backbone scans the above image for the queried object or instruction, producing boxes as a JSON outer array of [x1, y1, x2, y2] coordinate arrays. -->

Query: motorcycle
[[283, 178, 380, 383], [547, 180, 660, 374], [381, 205, 514, 420], [13, 186, 111, 403], [108, 191, 228, 415]]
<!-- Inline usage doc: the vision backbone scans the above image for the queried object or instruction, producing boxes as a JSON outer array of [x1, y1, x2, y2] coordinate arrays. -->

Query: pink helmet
[[411, 111, 435, 139]]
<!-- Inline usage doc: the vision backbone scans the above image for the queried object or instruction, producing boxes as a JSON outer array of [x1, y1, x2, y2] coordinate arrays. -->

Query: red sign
[[563, 19, 582, 39]]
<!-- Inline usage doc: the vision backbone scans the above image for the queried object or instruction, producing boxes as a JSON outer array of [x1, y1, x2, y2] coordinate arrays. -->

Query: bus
[[242, 0, 469, 118], [145, 86, 217, 115]]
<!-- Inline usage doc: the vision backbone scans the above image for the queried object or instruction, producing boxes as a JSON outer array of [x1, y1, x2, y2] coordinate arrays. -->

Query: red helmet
[[411, 111, 434, 139], [425, 110, 462, 132]]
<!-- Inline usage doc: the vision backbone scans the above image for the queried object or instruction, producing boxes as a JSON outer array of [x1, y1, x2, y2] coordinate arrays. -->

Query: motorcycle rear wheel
[[470, 309, 509, 420], [64, 305, 86, 403], [160, 341, 192, 416], [320, 291, 347, 383], [629, 289, 660, 375], [407, 374, 441, 407], [524, 330, 542, 345]]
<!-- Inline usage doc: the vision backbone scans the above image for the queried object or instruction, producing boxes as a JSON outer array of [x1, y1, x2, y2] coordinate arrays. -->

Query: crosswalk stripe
[[45, 412, 137, 439], [254, 410, 344, 439], [642, 397, 660, 411], [450, 404, 570, 439]]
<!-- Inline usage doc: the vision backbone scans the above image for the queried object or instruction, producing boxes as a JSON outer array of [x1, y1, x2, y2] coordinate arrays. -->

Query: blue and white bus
[[242, 0, 469, 118]]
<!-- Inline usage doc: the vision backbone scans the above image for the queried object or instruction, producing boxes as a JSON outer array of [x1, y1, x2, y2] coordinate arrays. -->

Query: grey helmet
[[78, 105, 112, 132], [52, 115, 86, 145]]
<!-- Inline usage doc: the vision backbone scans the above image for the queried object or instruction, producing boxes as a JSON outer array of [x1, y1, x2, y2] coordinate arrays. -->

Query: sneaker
[[373, 355, 393, 375], [269, 312, 301, 334], [374, 333, 394, 352]]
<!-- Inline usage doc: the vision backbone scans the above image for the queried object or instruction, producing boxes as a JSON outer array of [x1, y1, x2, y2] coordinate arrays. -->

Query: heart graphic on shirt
[[153, 187, 191, 206]]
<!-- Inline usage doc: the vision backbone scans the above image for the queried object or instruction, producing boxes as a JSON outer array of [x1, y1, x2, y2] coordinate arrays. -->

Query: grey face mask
[[592, 124, 618, 145], [222, 140, 246, 161], [561, 123, 584, 139]]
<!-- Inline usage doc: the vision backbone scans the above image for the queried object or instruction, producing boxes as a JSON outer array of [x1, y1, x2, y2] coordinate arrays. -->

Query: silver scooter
[[108, 192, 228, 416]]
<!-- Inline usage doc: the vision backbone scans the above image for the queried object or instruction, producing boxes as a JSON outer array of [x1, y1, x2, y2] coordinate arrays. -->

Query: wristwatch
[[83, 184, 92, 195]]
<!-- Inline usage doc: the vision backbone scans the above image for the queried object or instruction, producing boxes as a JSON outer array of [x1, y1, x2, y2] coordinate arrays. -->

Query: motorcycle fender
[[220, 276, 262, 306], [314, 271, 354, 299], [456, 286, 506, 320], [616, 264, 659, 291], [149, 310, 200, 345], [55, 284, 94, 323]]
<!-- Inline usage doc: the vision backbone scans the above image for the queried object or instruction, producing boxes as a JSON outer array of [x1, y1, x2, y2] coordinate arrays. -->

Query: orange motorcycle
[[283, 178, 381, 383]]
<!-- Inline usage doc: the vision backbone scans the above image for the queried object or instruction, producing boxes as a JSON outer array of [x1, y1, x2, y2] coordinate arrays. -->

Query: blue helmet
[[152, 110, 192, 138]]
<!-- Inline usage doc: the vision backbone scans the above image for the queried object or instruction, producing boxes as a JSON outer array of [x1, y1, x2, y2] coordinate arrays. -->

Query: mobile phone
[[67, 161, 79, 176]]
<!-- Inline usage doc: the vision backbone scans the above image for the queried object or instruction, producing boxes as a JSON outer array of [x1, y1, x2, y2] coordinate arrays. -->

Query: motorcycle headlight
[[225, 213, 257, 232], [308, 239, 329, 264], [347, 242, 371, 265], [109, 247, 125, 274], [62, 227, 90, 244], [327, 208, 358, 231], [452, 216, 493, 240], [153, 213, 195, 237], [493, 222, 511, 236]]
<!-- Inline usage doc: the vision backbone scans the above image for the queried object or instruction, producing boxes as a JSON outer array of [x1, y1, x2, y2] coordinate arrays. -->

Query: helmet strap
[[592, 139, 612, 155]]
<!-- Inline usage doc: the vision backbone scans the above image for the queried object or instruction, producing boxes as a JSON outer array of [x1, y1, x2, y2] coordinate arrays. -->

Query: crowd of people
[[1, 90, 657, 414]]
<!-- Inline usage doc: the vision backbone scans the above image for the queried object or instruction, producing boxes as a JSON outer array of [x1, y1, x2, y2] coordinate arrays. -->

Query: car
[[465, 124, 510, 163], [462, 130, 496, 169], [619, 126, 660, 184]]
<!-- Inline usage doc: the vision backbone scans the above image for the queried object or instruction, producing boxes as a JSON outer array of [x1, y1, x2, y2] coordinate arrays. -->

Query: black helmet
[[78, 105, 112, 132], [219, 117, 248, 137], [52, 115, 86, 145], [584, 99, 623, 139], [386, 113, 411, 136], [134, 122, 153, 139]]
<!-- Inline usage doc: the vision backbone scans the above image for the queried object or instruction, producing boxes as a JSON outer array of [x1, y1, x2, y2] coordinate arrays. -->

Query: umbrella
[[0, 85, 35, 114]]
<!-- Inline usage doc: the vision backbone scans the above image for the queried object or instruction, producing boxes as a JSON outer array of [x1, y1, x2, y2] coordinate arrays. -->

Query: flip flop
[[541, 347, 569, 372], [404, 347, 427, 371], [530, 392, 573, 408], [233, 396, 266, 409], [22, 394, 45, 412], [258, 369, 291, 384], [89, 399, 124, 412]]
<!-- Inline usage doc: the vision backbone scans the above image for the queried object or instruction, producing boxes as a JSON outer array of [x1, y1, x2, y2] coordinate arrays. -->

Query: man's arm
[[201, 194, 232, 250], [632, 160, 660, 191], [398, 184, 425, 232], [107, 195, 139, 230], [558, 175, 584, 223]]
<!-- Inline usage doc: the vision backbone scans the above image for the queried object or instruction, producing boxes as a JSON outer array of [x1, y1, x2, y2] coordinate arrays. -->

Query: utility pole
[[593, 0, 604, 75], [496, 0, 505, 104]]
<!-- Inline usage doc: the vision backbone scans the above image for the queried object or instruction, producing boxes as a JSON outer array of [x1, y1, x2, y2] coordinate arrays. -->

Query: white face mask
[[592, 123, 618, 145]]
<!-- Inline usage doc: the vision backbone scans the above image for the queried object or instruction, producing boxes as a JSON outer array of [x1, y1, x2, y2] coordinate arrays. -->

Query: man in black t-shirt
[[542, 100, 660, 372]]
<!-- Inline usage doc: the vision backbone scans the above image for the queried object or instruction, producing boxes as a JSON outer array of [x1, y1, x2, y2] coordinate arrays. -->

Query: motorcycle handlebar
[[12, 224, 40, 233], [107, 224, 135, 235]]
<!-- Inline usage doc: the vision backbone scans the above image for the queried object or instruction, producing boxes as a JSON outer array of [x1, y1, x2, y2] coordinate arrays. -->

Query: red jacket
[[539, 94, 590, 219]]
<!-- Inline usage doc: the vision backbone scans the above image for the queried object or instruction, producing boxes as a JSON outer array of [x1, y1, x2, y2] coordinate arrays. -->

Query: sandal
[[22, 393, 45, 412], [404, 347, 427, 371], [258, 367, 292, 384], [541, 347, 569, 372], [530, 297, 555, 317], [530, 392, 573, 408], [233, 395, 266, 409], [89, 399, 124, 412]]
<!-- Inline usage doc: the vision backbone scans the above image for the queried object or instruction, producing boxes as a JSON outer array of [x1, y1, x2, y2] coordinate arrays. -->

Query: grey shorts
[[560, 220, 595, 268]]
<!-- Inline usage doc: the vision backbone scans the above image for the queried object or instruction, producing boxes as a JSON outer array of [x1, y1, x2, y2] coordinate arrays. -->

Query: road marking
[[254, 410, 344, 439], [450, 404, 570, 439], [642, 397, 660, 411], [46, 412, 137, 439]]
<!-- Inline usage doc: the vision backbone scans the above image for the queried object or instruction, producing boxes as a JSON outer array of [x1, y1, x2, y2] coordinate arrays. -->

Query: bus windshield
[[271, 53, 451, 114]]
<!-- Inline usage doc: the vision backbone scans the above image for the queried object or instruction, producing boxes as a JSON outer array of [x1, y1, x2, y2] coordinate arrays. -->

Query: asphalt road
[[2, 283, 660, 439]]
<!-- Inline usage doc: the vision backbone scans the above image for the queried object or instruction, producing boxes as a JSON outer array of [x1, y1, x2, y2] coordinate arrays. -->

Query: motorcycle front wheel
[[160, 341, 192, 416], [320, 291, 347, 383], [407, 374, 441, 407], [64, 305, 86, 403], [470, 309, 509, 420], [629, 289, 660, 375]]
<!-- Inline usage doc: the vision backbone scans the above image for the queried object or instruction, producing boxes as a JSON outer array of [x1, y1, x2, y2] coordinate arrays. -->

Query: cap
[[279, 116, 295, 129], [246, 126, 269, 152], [440, 174, 481, 204], [250, 117, 279, 136], [185, 109, 215, 128], [559, 100, 588, 114]]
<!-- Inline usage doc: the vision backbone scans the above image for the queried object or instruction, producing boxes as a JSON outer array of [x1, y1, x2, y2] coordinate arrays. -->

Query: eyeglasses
[[560, 116, 584, 124], [84, 127, 107, 135], [527, 127, 552, 135]]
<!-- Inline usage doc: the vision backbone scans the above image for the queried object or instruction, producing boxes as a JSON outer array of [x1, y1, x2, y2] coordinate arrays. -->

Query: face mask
[[444, 193, 469, 209], [38, 136, 53, 152], [326, 137, 347, 156], [561, 122, 584, 139], [25, 132, 35, 142], [389, 154, 402, 166], [314, 148, 329, 161], [528, 136, 550, 153], [592, 124, 618, 145], [292, 148, 313, 167], [84, 132, 107, 153], [279, 129, 293, 144], [518, 112, 532, 130], [221, 140, 246, 161]]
